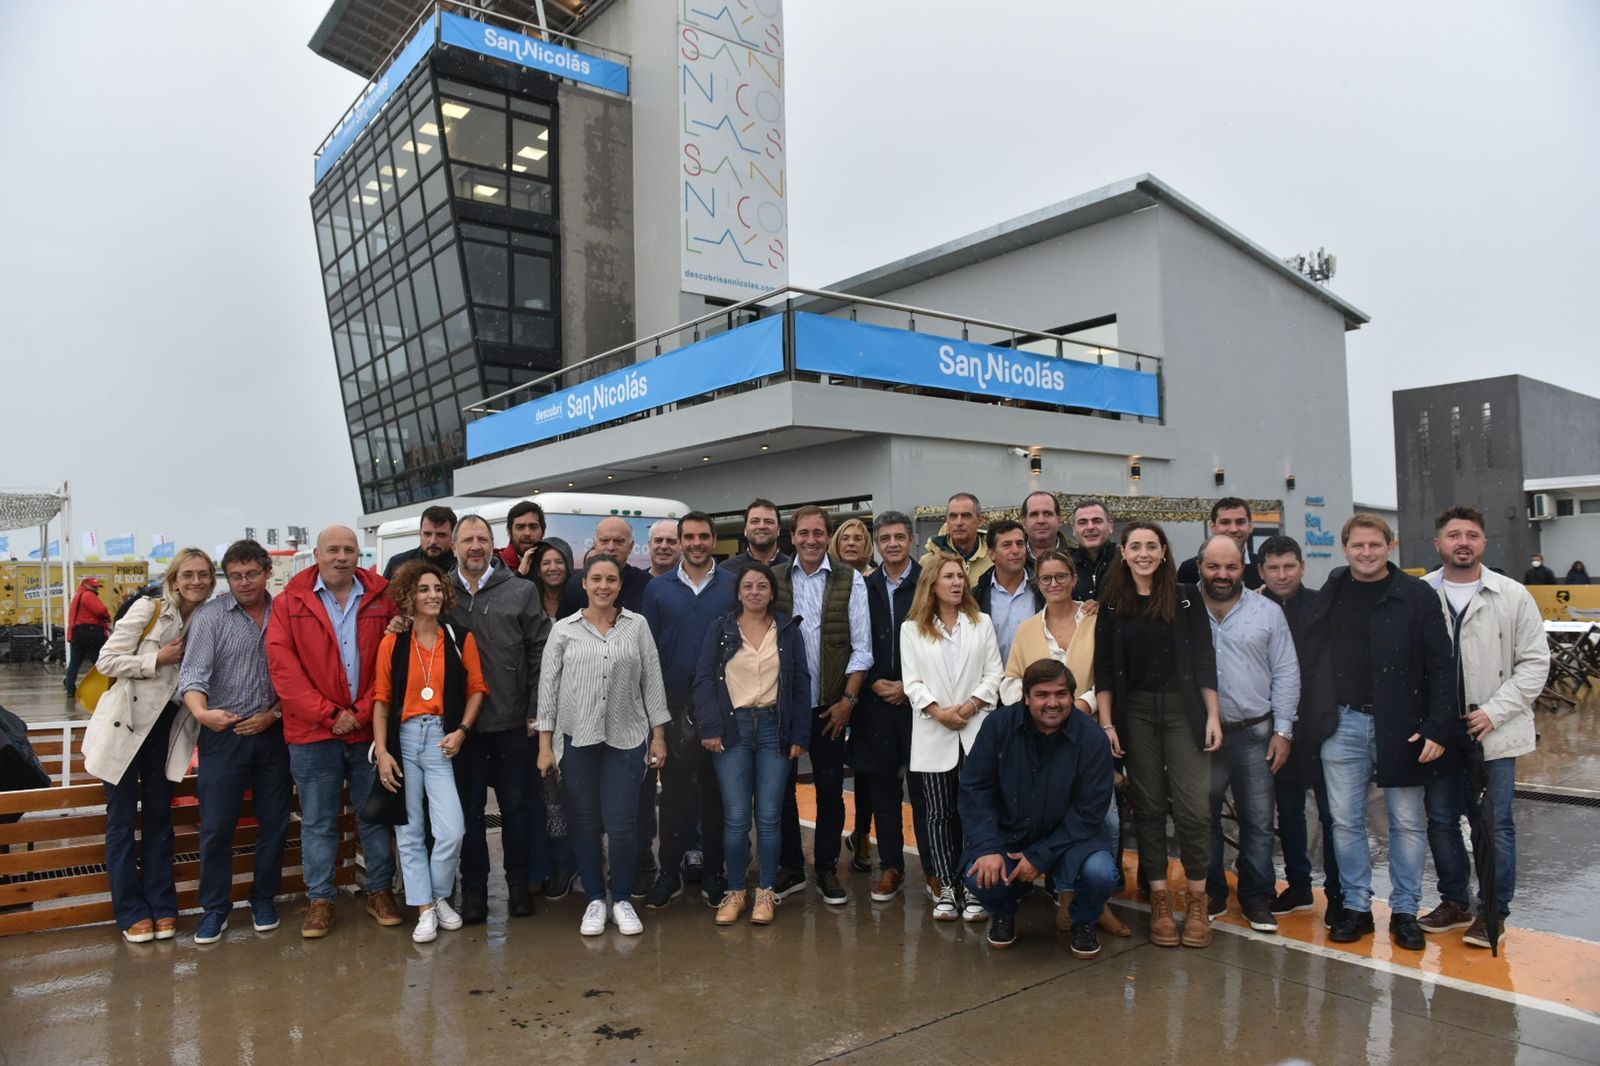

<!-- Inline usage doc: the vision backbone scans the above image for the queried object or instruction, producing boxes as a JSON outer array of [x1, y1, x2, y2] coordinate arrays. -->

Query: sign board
[[792, 313, 1161, 418], [466, 314, 785, 458], [678, 1, 787, 301], [1529, 585, 1600, 624], [437, 12, 629, 95]]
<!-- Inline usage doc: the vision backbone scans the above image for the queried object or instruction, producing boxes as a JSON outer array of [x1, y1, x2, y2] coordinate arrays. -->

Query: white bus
[[373, 493, 691, 573]]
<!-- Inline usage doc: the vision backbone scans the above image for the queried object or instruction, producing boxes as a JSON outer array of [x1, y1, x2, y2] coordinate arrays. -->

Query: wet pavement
[[3, 662, 1598, 1063]]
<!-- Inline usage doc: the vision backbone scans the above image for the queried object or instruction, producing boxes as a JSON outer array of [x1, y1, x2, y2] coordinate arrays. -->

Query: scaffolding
[[0, 482, 72, 648]]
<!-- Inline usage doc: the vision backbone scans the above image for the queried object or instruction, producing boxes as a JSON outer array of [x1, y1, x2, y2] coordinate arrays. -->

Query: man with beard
[[1178, 498, 1263, 590], [499, 500, 546, 573], [383, 506, 457, 580], [1197, 535, 1299, 934], [1068, 499, 1116, 601], [727, 498, 789, 577]]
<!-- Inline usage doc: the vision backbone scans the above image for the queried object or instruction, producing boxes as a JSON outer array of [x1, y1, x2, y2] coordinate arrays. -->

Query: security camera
[[1006, 447, 1029, 458]]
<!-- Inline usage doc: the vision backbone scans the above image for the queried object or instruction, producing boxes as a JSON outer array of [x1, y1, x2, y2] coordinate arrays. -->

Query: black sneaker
[[1068, 920, 1101, 958], [507, 883, 536, 918], [1323, 895, 1345, 930], [1270, 885, 1315, 915], [1241, 898, 1278, 933], [987, 913, 1017, 949], [1207, 895, 1229, 920], [682, 849, 705, 884], [846, 831, 873, 873], [644, 873, 683, 911], [816, 868, 848, 906], [773, 866, 807, 900], [543, 868, 577, 901], [460, 886, 489, 926], [1328, 909, 1375, 943], [700, 871, 727, 908], [1390, 912, 1425, 951]]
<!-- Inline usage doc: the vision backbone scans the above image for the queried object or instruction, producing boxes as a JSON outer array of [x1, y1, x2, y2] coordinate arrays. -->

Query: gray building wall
[[1517, 377, 1600, 480], [557, 83, 635, 370]]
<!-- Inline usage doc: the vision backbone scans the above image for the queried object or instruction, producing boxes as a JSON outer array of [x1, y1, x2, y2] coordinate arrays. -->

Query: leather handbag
[[361, 743, 409, 826], [75, 600, 160, 711]]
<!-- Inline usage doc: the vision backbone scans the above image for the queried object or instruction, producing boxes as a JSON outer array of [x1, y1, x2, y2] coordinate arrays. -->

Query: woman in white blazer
[[900, 553, 1002, 923], [83, 548, 215, 943]]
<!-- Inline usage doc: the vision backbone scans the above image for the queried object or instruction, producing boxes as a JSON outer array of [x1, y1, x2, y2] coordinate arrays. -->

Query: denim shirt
[[314, 574, 366, 704]]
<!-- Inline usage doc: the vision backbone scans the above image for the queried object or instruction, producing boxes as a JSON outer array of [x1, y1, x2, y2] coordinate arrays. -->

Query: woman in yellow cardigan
[[999, 549, 1129, 937]]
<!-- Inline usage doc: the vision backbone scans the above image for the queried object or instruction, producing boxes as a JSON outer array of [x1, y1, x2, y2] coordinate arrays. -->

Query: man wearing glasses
[[179, 539, 293, 943]]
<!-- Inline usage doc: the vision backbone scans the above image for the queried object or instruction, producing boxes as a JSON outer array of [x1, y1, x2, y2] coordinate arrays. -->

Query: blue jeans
[[1321, 707, 1426, 915], [104, 702, 178, 930], [1207, 719, 1278, 905], [197, 722, 292, 916], [1275, 750, 1341, 897], [288, 738, 395, 901], [1425, 756, 1517, 918], [560, 739, 646, 903], [395, 717, 465, 907], [712, 708, 792, 891], [963, 848, 1117, 923]]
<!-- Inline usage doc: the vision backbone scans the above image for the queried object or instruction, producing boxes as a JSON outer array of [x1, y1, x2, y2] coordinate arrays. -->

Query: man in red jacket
[[265, 526, 401, 939], [64, 577, 112, 694]]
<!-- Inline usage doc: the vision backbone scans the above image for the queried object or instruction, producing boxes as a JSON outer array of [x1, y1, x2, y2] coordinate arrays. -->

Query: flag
[[105, 533, 137, 558], [0, 534, 9, 555], [149, 542, 176, 561], [81, 531, 99, 558], [28, 540, 60, 559]]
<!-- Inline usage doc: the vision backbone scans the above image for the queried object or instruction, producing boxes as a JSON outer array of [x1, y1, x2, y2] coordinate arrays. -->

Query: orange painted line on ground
[[799, 784, 1600, 1018]]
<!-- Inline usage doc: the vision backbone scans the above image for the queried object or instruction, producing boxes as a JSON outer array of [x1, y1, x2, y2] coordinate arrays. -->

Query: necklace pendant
[[420, 686, 436, 701]]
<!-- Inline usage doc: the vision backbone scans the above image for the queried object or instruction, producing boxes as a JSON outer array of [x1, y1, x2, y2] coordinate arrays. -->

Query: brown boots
[[1147, 890, 1211, 947], [1149, 890, 1180, 946], [1180, 893, 1212, 948]]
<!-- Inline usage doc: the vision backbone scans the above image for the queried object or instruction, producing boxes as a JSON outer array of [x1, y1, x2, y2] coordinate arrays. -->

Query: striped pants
[[912, 751, 964, 887]]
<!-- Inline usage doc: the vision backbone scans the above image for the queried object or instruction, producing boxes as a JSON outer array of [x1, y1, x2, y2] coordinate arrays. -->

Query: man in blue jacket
[[640, 511, 737, 910], [960, 659, 1116, 955]]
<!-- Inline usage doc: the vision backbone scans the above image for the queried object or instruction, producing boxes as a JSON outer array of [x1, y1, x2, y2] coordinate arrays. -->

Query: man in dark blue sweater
[[640, 511, 737, 910], [961, 659, 1116, 955]]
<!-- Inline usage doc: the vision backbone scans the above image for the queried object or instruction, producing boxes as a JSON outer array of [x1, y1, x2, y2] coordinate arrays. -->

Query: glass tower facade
[[310, 50, 562, 514]]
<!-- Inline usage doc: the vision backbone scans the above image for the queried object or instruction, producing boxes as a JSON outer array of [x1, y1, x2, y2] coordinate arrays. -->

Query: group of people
[[78, 489, 1547, 961], [1523, 554, 1590, 585]]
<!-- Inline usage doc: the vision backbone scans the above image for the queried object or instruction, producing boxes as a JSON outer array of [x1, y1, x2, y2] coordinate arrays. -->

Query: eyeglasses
[[226, 570, 266, 582], [1037, 573, 1075, 586]]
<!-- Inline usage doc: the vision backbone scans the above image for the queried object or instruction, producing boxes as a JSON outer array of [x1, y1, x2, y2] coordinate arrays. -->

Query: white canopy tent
[[0, 482, 72, 644]]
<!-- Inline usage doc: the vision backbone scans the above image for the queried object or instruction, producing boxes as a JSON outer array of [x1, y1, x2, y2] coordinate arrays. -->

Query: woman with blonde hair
[[900, 553, 1003, 922], [830, 517, 874, 576], [84, 548, 216, 943]]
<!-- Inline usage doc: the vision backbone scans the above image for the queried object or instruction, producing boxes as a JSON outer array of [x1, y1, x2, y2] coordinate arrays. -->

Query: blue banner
[[792, 313, 1161, 418], [314, 14, 438, 185], [28, 540, 59, 560], [439, 12, 629, 96], [104, 535, 137, 557], [467, 315, 784, 458], [149, 542, 176, 561], [0, 535, 7, 555]]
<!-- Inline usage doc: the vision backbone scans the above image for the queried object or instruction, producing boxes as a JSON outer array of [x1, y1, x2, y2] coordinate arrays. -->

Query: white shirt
[[675, 561, 717, 595], [1443, 577, 1482, 617]]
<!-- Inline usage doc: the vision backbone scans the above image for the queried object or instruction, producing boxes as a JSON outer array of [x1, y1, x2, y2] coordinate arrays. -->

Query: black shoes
[[773, 867, 807, 900], [1390, 912, 1425, 951], [816, 868, 848, 905], [459, 886, 489, 926], [683, 849, 705, 884], [543, 868, 577, 901], [1323, 895, 1346, 930], [644, 873, 683, 911], [1241, 899, 1279, 933], [1207, 895, 1229, 920], [700, 872, 727, 908], [987, 913, 1017, 949], [507, 883, 535, 918], [1068, 920, 1101, 958], [1270, 885, 1315, 915], [1327, 909, 1375, 943]]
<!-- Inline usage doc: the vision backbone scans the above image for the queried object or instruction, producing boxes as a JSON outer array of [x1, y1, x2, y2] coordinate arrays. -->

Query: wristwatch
[[1274, 731, 1293, 741], [842, 692, 859, 705]]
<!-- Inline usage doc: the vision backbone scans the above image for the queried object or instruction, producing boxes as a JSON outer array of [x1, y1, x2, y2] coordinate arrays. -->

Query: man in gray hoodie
[[449, 514, 551, 923]]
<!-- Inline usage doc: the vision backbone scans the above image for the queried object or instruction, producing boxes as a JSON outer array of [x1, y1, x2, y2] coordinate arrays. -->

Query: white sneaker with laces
[[962, 900, 989, 923], [412, 907, 439, 943], [613, 900, 644, 936], [932, 885, 959, 921], [580, 900, 608, 936], [433, 897, 463, 931]]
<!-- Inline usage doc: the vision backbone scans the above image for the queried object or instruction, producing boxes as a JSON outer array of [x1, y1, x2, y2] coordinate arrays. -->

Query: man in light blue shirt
[[775, 505, 873, 905], [974, 520, 1042, 663], [314, 571, 365, 702], [1197, 535, 1299, 935]]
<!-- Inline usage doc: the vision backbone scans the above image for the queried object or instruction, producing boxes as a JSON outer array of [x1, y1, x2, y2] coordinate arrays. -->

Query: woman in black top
[[1095, 522, 1221, 949]]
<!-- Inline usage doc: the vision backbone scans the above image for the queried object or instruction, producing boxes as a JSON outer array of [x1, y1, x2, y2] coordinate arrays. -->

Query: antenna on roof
[[1283, 247, 1337, 285]]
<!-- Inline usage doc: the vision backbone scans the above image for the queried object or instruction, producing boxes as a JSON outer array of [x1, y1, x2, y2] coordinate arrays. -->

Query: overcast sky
[[2, 0, 1595, 559]]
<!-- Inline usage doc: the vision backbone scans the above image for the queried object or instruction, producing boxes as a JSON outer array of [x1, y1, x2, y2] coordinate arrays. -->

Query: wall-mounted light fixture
[[1030, 453, 1043, 477], [1129, 458, 1142, 481], [1214, 468, 1226, 486], [1285, 474, 1296, 491]]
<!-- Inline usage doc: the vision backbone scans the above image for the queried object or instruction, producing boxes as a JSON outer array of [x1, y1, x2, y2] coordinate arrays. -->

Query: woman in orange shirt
[[373, 561, 488, 944]]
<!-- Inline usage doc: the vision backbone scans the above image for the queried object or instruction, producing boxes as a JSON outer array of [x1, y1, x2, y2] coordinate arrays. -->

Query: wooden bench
[[0, 723, 359, 938]]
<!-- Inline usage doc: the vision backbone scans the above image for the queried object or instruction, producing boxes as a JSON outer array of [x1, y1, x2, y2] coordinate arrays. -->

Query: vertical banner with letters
[[678, 0, 788, 302]]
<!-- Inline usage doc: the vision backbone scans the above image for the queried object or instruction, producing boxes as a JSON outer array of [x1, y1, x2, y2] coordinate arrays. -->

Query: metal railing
[[463, 284, 1165, 419]]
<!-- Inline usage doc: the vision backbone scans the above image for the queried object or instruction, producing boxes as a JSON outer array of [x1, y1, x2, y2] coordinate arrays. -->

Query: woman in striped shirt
[[536, 555, 670, 937]]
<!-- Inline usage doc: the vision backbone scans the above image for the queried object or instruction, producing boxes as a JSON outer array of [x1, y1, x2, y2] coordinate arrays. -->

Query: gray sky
[[3, 0, 1596, 559]]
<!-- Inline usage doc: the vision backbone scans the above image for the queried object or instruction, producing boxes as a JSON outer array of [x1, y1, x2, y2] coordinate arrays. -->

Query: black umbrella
[[1465, 739, 1501, 957]]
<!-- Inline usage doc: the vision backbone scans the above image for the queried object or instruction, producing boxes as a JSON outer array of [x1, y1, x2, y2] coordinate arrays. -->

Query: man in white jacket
[[1417, 506, 1548, 949]]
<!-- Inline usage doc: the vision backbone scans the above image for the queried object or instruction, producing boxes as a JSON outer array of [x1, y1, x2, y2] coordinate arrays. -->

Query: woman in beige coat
[[84, 548, 215, 942]]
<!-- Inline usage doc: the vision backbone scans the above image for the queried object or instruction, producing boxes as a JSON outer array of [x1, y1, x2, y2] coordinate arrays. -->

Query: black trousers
[[197, 722, 292, 915], [64, 626, 106, 691], [454, 726, 530, 890], [780, 708, 847, 874], [862, 772, 906, 872], [657, 740, 724, 881]]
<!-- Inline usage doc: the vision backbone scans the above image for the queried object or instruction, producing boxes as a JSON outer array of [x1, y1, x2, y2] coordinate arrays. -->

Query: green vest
[[775, 561, 856, 706]]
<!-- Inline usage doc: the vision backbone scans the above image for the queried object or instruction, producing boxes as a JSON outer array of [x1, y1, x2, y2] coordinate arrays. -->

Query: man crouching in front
[[960, 659, 1117, 955]]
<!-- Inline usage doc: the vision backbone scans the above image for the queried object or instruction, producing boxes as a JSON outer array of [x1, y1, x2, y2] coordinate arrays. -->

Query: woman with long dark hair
[[1095, 522, 1221, 949], [529, 541, 574, 620]]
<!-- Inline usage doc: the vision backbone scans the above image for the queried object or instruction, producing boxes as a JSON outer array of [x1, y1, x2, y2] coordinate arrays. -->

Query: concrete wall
[[1537, 506, 1600, 577], [1518, 378, 1600, 480], [557, 83, 635, 369], [1394, 376, 1532, 575]]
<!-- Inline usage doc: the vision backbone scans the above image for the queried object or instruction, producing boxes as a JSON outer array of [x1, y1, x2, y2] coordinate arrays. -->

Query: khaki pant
[[1125, 689, 1211, 883]]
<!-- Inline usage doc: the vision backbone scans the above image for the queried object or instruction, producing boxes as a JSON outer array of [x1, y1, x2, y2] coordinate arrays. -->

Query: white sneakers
[[433, 897, 463, 931], [932, 885, 959, 921], [612, 901, 644, 936], [412, 906, 439, 943], [579, 899, 646, 936], [962, 900, 988, 923]]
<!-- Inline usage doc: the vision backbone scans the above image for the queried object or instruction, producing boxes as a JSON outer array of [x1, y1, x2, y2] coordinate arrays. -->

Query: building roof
[[310, 0, 593, 78], [1525, 475, 1600, 493], [828, 174, 1371, 331]]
